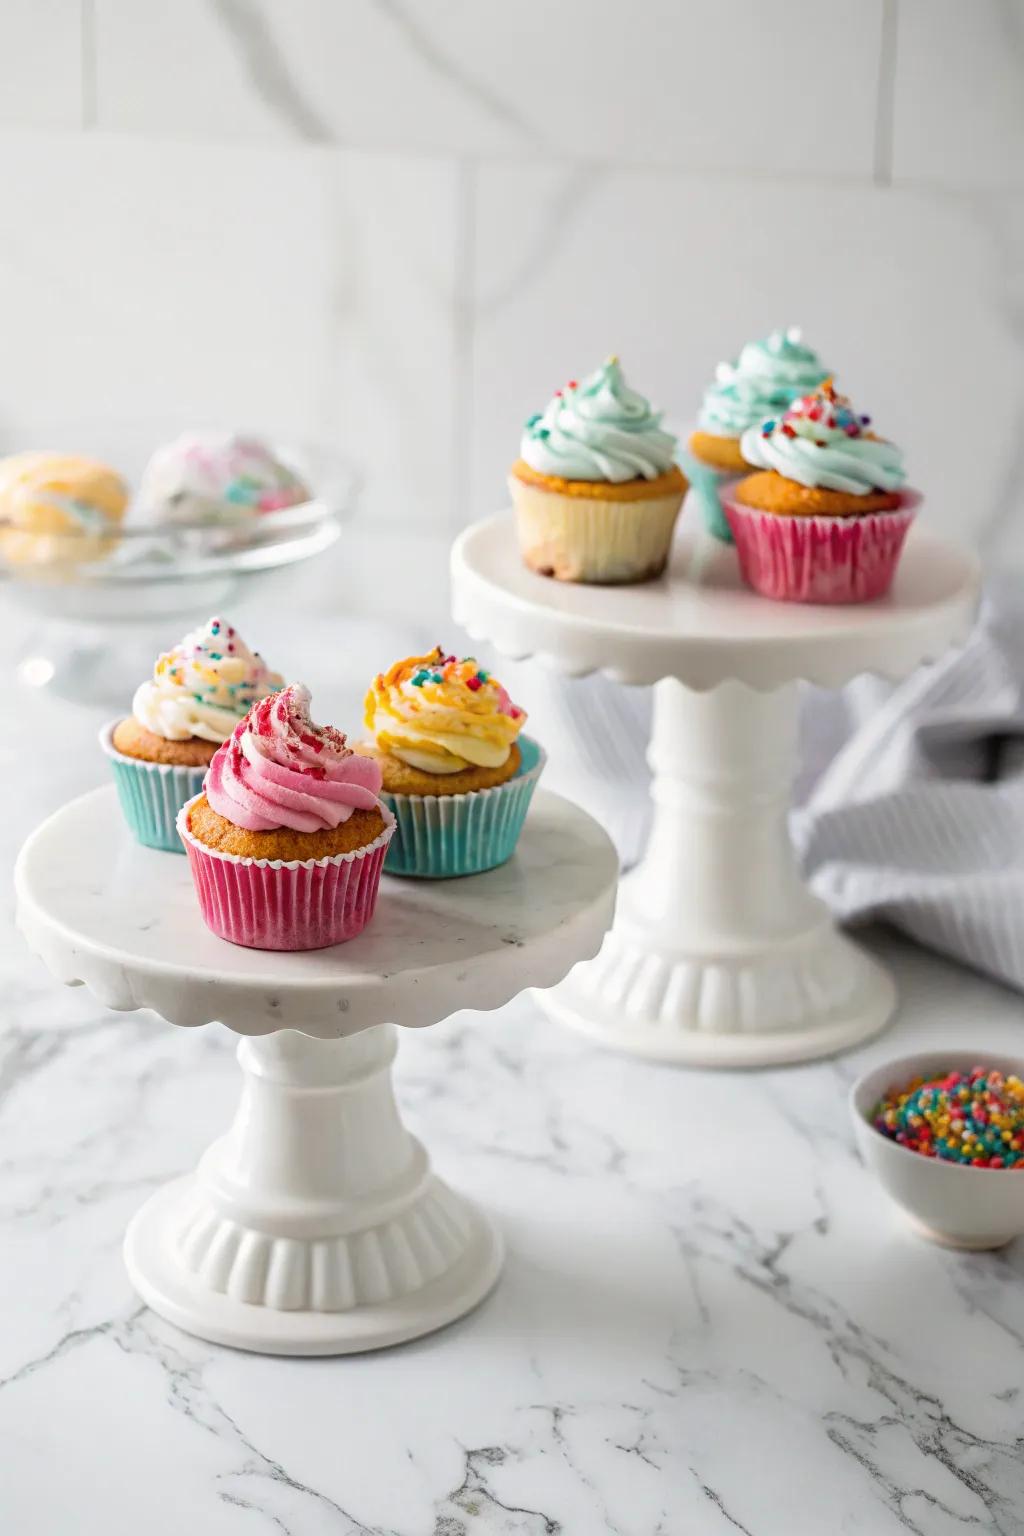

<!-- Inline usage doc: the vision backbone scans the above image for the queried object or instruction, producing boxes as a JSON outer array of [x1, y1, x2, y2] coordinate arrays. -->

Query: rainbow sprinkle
[[762, 378, 871, 442], [404, 648, 519, 715], [872, 1066, 1024, 1167]]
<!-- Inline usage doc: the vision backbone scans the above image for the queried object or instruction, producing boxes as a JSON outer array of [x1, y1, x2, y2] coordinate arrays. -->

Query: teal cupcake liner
[[381, 735, 545, 878], [100, 721, 207, 853], [680, 452, 735, 543]]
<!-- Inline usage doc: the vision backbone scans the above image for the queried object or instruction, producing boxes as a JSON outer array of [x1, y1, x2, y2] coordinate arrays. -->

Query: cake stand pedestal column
[[542, 677, 893, 1066], [15, 784, 617, 1354], [126, 1024, 501, 1354], [452, 511, 980, 1068]]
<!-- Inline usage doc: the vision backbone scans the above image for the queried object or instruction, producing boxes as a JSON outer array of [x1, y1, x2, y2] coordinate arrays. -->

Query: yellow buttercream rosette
[[364, 647, 526, 775]]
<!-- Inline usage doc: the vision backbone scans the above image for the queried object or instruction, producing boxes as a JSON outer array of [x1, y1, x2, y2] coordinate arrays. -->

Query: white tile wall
[[0, 131, 459, 533], [470, 162, 1024, 546], [0, 0, 1018, 604], [893, 0, 1024, 189], [0, 1, 82, 130], [94, 0, 886, 176]]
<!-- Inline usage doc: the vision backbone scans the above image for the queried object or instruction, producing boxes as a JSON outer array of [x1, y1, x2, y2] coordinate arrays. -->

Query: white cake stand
[[451, 512, 980, 1068], [14, 785, 616, 1355]]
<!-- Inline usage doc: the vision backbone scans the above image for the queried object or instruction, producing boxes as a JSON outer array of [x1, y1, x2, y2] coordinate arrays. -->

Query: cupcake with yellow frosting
[[510, 357, 686, 583], [0, 451, 128, 568], [101, 616, 282, 851], [359, 647, 543, 877]]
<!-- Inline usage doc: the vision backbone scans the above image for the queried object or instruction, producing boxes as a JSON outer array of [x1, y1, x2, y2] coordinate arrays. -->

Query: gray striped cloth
[[490, 577, 1024, 994]]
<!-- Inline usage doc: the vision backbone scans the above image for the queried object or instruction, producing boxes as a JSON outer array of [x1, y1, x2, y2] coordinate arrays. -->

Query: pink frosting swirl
[[204, 683, 383, 833]]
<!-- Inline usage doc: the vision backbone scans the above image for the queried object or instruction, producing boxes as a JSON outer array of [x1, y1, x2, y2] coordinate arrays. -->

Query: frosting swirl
[[206, 683, 382, 833], [138, 433, 310, 526], [132, 616, 283, 742], [740, 380, 906, 495], [698, 327, 828, 438], [365, 647, 526, 774], [520, 357, 677, 483]]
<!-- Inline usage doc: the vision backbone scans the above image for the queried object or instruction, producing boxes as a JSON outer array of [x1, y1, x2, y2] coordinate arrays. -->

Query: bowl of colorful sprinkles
[[850, 1052, 1024, 1250]]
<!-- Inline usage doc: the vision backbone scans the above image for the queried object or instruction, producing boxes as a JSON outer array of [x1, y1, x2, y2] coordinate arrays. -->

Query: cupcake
[[509, 356, 687, 584], [137, 432, 311, 527], [102, 616, 282, 851], [179, 684, 393, 950], [686, 328, 828, 541], [723, 380, 916, 604], [359, 647, 543, 878], [0, 451, 128, 567]]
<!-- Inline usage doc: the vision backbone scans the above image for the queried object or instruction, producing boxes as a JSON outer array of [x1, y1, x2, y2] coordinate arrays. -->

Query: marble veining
[[210, 0, 334, 143], [5, 902, 1024, 1530]]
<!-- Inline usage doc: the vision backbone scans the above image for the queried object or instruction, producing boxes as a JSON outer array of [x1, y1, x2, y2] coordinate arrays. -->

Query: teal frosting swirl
[[520, 357, 677, 482], [740, 383, 906, 496], [698, 327, 828, 438]]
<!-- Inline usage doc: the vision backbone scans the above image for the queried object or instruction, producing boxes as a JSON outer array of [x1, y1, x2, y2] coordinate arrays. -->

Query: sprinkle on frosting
[[872, 1066, 1024, 1167], [205, 683, 383, 832], [138, 433, 311, 527], [740, 379, 906, 496], [132, 616, 283, 743], [697, 327, 829, 439], [365, 646, 526, 775], [520, 357, 677, 483]]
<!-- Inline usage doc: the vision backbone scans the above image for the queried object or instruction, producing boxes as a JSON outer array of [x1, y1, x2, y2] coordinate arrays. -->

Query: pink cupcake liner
[[177, 794, 395, 951], [722, 489, 920, 604]]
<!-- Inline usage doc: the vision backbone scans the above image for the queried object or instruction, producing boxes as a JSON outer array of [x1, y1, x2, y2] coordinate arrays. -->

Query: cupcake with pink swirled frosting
[[178, 683, 394, 950]]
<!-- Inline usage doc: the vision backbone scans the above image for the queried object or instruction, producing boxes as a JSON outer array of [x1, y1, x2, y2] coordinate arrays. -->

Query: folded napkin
[[489, 576, 1023, 993], [794, 577, 1024, 992]]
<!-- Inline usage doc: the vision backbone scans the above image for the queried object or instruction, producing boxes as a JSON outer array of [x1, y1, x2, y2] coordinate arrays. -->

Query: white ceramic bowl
[[850, 1050, 1024, 1250]]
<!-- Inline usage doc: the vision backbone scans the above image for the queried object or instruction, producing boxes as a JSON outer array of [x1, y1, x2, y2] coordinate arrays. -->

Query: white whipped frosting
[[132, 616, 282, 742]]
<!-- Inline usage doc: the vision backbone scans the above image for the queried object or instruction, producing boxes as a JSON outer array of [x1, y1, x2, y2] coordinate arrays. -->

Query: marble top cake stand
[[451, 512, 980, 1068], [14, 784, 617, 1356]]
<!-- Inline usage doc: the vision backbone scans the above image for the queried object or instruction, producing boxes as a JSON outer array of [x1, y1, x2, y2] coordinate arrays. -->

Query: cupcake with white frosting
[[722, 379, 917, 604], [137, 433, 310, 527], [509, 356, 687, 584], [102, 616, 282, 851]]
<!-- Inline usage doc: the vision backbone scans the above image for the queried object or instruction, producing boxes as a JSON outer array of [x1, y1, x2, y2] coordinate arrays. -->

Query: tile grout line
[[451, 157, 478, 536], [80, 0, 97, 130], [873, 0, 899, 187]]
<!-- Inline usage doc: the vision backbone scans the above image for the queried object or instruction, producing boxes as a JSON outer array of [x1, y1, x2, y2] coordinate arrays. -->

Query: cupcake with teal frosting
[[510, 356, 687, 584], [686, 328, 829, 540], [722, 379, 918, 604]]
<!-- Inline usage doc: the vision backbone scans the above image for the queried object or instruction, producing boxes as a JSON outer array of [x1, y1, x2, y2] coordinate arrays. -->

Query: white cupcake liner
[[510, 477, 684, 583]]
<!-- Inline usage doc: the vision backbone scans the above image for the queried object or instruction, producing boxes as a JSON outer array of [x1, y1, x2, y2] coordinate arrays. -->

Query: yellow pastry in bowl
[[0, 451, 128, 567]]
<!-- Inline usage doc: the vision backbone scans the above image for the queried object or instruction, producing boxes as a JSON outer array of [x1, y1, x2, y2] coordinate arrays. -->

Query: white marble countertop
[[4, 613, 1024, 1534]]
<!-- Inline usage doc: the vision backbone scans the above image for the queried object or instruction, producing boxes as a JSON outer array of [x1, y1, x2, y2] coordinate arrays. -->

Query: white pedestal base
[[16, 785, 617, 1354], [541, 922, 896, 1068], [452, 514, 979, 1068], [124, 1026, 502, 1355], [539, 678, 898, 1067], [125, 1180, 501, 1356]]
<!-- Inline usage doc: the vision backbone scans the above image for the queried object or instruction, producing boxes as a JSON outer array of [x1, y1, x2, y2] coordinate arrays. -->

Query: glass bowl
[[1, 443, 358, 702]]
